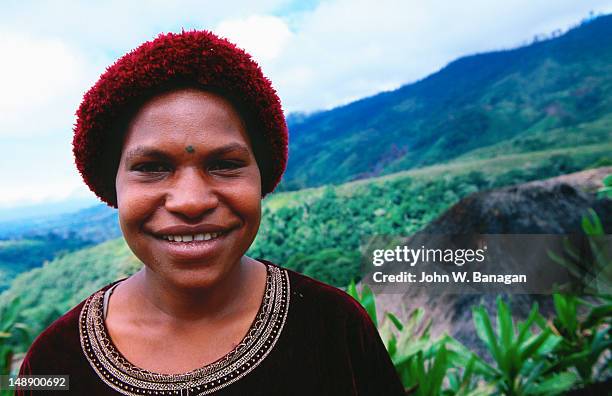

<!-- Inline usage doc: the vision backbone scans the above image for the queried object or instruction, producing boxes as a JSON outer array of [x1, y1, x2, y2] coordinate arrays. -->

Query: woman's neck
[[126, 256, 266, 325]]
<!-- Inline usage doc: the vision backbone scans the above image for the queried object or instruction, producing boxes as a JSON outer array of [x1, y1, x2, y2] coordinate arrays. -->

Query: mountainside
[[0, 143, 605, 292], [418, 167, 612, 234], [0, 204, 121, 292], [2, 167, 609, 362], [375, 167, 612, 352], [0, 204, 119, 242], [1, 14, 611, 295], [282, 15, 612, 190], [0, 238, 141, 337]]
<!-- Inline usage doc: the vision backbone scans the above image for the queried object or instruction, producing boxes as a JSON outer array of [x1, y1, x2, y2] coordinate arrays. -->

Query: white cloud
[[0, 0, 290, 52], [216, 15, 293, 64], [0, 135, 93, 207], [262, 0, 612, 112], [0, 32, 95, 137]]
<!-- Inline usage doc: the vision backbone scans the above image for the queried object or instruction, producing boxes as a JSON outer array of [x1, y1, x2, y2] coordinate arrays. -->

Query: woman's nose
[[164, 167, 219, 218]]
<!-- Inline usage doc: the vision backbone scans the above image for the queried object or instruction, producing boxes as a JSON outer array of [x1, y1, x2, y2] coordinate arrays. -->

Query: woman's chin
[[145, 259, 239, 291]]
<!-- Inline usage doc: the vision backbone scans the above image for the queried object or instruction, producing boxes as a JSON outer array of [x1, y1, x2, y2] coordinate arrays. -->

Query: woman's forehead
[[121, 88, 253, 156], [129, 89, 246, 129]]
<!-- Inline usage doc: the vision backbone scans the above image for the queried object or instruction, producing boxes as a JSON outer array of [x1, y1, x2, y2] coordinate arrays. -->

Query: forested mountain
[[1, 14, 611, 391], [3, 15, 611, 241], [282, 15, 612, 189], [2, 166, 609, 349], [0, 205, 120, 292], [1, 15, 611, 293], [1, 137, 604, 292]]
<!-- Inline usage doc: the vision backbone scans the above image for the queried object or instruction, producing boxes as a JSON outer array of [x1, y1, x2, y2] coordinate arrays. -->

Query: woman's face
[[115, 89, 262, 289]]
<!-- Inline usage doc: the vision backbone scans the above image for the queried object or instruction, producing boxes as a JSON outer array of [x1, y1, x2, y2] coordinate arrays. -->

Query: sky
[[1, 0, 612, 209]]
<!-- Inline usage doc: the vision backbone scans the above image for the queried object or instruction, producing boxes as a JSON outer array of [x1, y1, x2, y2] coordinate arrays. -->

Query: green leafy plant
[[347, 281, 492, 395], [445, 352, 495, 396], [381, 309, 435, 390], [548, 209, 611, 295], [472, 297, 577, 395], [0, 296, 33, 395], [544, 293, 612, 385], [597, 173, 612, 198], [403, 345, 448, 396], [347, 279, 378, 326], [402, 339, 496, 396]]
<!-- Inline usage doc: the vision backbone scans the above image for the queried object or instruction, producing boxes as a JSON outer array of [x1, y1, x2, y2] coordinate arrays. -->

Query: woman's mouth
[[158, 232, 224, 242], [150, 230, 231, 262]]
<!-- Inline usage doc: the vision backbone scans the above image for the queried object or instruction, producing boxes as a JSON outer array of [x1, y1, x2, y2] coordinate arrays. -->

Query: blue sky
[[1, 0, 612, 209]]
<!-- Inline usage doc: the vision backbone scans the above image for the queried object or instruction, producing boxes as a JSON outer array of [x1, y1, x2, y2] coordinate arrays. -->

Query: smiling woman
[[17, 31, 404, 395], [116, 90, 263, 294]]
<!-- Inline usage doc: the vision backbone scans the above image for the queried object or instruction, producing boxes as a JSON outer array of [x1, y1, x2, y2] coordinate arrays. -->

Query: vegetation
[[546, 293, 612, 385], [253, 155, 604, 287], [0, 234, 92, 293], [344, 208, 611, 395], [282, 15, 612, 190], [544, 203, 612, 388], [0, 15, 610, 389], [0, 238, 141, 349], [598, 174, 612, 198], [348, 283, 611, 395]]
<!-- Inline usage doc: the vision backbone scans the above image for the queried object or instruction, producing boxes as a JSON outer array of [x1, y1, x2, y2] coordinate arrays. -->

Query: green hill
[[282, 15, 612, 190], [2, 153, 606, 341], [0, 204, 120, 292], [2, 15, 611, 292], [2, 14, 612, 304], [0, 238, 141, 337]]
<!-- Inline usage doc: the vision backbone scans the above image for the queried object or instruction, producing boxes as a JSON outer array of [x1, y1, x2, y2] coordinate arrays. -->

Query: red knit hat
[[73, 30, 288, 208]]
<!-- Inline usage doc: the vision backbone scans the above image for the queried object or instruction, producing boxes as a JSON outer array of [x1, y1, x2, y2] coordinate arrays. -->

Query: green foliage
[[0, 295, 34, 396], [252, 176, 465, 285], [0, 238, 142, 358], [598, 173, 612, 198], [0, 233, 92, 293], [545, 293, 612, 384], [346, 280, 378, 326], [300, 249, 361, 287], [548, 209, 611, 295], [403, 346, 447, 396], [348, 283, 612, 395], [472, 298, 577, 395]]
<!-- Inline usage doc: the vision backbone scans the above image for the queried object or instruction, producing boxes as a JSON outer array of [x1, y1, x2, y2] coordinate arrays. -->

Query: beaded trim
[[79, 264, 290, 395]]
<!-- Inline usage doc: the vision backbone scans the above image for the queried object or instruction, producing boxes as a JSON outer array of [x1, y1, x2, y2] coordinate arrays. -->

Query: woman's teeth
[[162, 233, 221, 242]]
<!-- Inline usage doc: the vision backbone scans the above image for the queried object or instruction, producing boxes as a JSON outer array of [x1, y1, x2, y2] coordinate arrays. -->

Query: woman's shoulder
[[20, 279, 124, 374], [261, 260, 371, 325]]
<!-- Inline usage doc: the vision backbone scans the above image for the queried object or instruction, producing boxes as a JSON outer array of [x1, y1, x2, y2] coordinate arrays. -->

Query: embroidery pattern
[[79, 265, 290, 395]]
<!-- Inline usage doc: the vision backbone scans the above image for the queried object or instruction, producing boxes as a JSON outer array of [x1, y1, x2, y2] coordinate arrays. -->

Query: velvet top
[[18, 261, 405, 395]]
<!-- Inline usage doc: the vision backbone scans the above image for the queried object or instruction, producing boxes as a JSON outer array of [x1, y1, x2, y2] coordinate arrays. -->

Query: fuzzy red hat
[[73, 30, 288, 207]]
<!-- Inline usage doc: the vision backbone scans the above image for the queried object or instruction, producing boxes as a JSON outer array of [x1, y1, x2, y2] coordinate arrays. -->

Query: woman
[[18, 31, 405, 395]]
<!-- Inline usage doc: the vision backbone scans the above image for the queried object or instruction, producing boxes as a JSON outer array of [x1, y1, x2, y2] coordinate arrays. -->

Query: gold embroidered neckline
[[79, 264, 290, 396]]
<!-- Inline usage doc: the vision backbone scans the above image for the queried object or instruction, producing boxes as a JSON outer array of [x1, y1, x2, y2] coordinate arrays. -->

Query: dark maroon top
[[18, 261, 405, 395]]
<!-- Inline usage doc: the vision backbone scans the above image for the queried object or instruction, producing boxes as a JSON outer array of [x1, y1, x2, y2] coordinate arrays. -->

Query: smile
[[160, 232, 223, 242], [151, 230, 230, 261]]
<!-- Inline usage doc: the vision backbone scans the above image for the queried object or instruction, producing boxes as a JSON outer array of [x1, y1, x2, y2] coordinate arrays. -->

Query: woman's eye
[[208, 160, 243, 172], [133, 162, 171, 173]]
